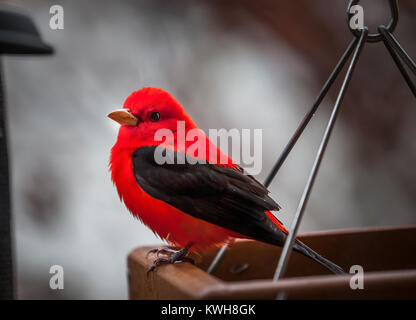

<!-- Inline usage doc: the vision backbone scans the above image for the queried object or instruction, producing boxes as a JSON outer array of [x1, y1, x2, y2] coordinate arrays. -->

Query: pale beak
[[107, 109, 139, 126]]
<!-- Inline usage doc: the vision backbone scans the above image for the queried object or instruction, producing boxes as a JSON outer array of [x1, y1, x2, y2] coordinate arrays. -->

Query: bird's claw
[[146, 246, 194, 276], [146, 247, 179, 258]]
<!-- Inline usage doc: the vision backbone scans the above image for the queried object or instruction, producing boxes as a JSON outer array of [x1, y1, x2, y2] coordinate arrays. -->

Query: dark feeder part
[[0, 5, 53, 299]]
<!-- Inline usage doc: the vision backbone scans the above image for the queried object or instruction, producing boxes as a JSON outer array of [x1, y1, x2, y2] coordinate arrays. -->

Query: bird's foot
[[146, 245, 194, 275], [146, 247, 179, 258]]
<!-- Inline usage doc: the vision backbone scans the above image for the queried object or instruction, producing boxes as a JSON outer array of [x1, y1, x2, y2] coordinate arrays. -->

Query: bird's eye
[[149, 111, 161, 122]]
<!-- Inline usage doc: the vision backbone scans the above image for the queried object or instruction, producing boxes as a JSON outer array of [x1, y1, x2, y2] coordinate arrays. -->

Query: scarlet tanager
[[108, 87, 345, 275]]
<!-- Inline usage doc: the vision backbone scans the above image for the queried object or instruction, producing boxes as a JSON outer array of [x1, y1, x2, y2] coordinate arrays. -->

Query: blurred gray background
[[2, 0, 415, 299]]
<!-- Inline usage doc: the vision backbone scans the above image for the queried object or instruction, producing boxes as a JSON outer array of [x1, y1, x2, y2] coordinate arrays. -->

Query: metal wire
[[206, 38, 359, 275], [378, 26, 416, 76], [206, 241, 229, 274], [0, 59, 14, 299], [263, 38, 358, 188], [274, 28, 368, 294], [378, 26, 416, 98]]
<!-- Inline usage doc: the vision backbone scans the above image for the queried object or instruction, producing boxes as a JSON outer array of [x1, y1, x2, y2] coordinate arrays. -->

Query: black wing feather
[[132, 146, 286, 246]]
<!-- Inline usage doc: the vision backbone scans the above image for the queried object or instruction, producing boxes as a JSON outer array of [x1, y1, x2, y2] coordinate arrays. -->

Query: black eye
[[149, 111, 160, 122]]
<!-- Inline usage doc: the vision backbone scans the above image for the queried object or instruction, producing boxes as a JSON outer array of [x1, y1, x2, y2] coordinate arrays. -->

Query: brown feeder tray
[[127, 225, 416, 299]]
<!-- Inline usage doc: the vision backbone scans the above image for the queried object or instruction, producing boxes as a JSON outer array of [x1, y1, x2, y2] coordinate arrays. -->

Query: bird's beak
[[107, 109, 139, 126]]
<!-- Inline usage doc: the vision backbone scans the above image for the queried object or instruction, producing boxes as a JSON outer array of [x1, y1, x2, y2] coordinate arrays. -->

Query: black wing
[[132, 146, 286, 246]]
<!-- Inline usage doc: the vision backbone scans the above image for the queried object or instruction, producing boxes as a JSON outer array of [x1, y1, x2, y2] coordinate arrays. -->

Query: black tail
[[293, 239, 346, 275]]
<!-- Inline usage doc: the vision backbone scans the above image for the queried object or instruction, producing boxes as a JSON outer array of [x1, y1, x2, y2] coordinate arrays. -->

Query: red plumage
[[109, 87, 287, 251]]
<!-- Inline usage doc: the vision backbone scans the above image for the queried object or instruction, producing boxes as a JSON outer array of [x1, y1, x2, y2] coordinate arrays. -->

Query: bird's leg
[[146, 243, 194, 275]]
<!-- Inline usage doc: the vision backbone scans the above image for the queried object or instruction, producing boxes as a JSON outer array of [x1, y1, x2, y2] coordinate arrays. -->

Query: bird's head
[[108, 88, 197, 150]]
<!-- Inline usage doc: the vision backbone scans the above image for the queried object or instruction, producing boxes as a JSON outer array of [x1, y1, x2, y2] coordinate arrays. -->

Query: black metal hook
[[347, 0, 398, 43]]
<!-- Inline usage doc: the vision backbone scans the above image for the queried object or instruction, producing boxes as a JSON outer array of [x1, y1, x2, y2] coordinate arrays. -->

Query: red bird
[[108, 87, 345, 274]]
